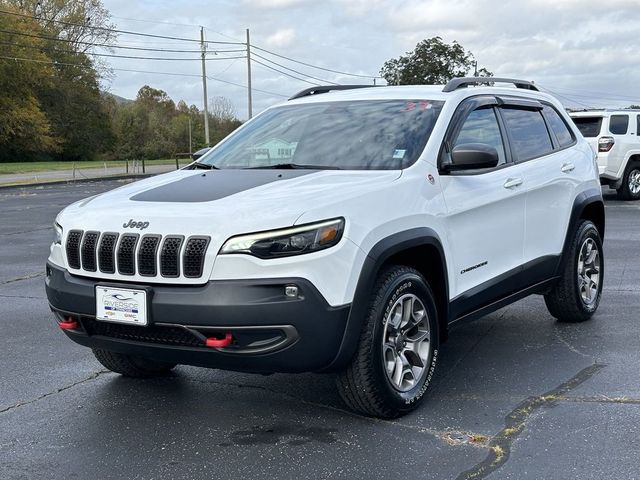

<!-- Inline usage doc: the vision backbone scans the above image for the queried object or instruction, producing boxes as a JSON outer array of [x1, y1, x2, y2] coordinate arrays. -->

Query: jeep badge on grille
[[123, 219, 150, 230]]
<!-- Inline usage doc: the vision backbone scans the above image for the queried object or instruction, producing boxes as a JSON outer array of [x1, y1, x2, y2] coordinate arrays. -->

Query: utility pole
[[246, 28, 253, 119], [473, 60, 478, 77], [200, 27, 210, 146], [188, 117, 192, 154]]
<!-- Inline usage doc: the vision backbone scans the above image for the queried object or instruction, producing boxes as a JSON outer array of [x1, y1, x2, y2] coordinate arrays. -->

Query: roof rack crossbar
[[288, 85, 376, 100], [442, 77, 539, 93]]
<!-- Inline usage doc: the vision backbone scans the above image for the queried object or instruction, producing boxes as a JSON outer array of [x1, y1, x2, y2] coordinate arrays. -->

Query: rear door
[[439, 96, 526, 314], [509, 103, 580, 273]]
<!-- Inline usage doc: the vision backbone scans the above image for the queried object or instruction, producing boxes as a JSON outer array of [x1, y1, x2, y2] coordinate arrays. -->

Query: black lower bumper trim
[[46, 262, 351, 373]]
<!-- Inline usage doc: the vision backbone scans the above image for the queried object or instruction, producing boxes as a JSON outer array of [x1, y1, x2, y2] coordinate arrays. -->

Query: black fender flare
[[323, 227, 449, 372], [555, 187, 605, 277]]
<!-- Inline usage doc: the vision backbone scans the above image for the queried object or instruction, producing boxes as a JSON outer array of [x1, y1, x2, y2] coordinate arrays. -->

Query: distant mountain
[[103, 92, 133, 105]]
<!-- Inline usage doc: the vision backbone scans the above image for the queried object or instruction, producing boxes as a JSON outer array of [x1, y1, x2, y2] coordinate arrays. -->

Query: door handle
[[503, 177, 523, 189], [561, 162, 575, 173]]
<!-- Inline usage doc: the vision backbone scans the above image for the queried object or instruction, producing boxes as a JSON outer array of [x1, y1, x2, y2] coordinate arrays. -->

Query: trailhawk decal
[[131, 169, 318, 203]]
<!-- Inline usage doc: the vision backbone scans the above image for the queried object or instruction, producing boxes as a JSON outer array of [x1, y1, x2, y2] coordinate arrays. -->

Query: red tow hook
[[59, 317, 79, 330], [205, 332, 233, 348]]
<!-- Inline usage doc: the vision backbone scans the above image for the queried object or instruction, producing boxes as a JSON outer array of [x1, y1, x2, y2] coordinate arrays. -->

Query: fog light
[[285, 285, 298, 298]]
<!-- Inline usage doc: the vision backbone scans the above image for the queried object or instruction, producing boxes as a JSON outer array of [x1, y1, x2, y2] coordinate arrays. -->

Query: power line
[[0, 54, 289, 98], [539, 87, 595, 109], [252, 51, 338, 85], [539, 84, 640, 103], [0, 9, 244, 46], [0, 38, 245, 61], [252, 57, 319, 86], [251, 44, 380, 79]]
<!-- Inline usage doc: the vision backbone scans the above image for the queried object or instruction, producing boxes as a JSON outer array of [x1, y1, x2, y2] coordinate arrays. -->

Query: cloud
[[242, 0, 314, 9], [264, 28, 297, 48]]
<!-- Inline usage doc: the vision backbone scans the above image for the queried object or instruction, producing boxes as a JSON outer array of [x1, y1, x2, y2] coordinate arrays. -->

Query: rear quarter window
[[609, 115, 629, 135], [542, 105, 575, 148], [501, 107, 554, 161], [571, 117, 602, 138]]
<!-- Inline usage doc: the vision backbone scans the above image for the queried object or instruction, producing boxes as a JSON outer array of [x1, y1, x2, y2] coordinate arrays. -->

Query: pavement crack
[[160, 375, 450, 438], [0, 226, 52, 237], [0, 294, 43, 299], [0, 370, 109, 414], [558, 395, 640, 405], [552, 327, 592, 359], [455, 363, 606, 480], [0, 272, 45, 285]]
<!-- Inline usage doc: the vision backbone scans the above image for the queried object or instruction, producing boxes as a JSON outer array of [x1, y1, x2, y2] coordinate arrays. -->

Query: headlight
[[220, 218, 344, 259], [53, 222, 63, 245]]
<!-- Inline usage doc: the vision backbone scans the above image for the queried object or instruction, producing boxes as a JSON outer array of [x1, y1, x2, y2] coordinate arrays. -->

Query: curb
[[0, 173, 156, 191]]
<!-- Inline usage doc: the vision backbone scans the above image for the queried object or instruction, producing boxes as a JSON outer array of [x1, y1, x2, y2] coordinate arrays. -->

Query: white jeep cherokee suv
[[570, 109, 640, 200], [46, 78, 605, 418]]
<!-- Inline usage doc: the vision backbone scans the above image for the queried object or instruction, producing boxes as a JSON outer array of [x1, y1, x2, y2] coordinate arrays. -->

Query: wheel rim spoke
[[382, 292, 431, 392], [577, 238, 601, 306]]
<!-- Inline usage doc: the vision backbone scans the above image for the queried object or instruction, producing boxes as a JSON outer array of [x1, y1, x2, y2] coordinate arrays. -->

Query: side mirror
[[192, 147, 211, 161], [449, 143, 499, 171]]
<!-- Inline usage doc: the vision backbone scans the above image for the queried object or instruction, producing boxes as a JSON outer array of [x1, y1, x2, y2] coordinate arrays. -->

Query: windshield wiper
[[190, 162, 219, 170], [245, 163, 341, 170]]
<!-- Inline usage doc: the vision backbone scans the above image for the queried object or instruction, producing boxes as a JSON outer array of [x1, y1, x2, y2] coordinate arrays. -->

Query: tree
[[0, 6, 59, 161], [380, 37, 492, 86]]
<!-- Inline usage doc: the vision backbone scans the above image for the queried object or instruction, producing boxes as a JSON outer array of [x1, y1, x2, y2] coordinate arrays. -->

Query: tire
[[93, 348, 177, 378], [336, 266, 440, 418], [616, 162, 640, 200], [544, 220, 603, 323]]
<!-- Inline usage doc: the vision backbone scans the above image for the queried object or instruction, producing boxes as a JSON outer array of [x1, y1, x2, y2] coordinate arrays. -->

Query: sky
[[100, 0, 640, 119]]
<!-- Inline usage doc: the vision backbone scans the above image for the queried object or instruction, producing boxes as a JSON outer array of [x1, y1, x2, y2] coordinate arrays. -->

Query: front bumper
[[45, 262, 351, 373]]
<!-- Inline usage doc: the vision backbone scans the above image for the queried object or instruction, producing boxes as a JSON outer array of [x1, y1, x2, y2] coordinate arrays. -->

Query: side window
[[501, 107, 553, 161], [542, 105, 575, 148], [637, 115, 640, 136], [609, 115, 629, 135], [454, 107, 507, 165]]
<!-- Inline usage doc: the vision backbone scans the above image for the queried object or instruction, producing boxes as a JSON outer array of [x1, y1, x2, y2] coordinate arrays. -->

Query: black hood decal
[[131, 169, 317, 203]]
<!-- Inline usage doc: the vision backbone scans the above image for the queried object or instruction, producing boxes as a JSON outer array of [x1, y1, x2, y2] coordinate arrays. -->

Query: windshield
[[198, 100, 444, 170], [572, 116, 603, 138]]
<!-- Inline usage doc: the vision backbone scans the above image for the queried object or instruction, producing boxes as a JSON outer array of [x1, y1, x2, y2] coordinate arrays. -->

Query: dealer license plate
[[95, 286, 148, 326]]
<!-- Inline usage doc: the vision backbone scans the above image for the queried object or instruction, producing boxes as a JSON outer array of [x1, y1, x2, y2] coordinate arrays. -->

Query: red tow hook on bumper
[[205, 332, 233, 348], [59, 317, 79, 330]]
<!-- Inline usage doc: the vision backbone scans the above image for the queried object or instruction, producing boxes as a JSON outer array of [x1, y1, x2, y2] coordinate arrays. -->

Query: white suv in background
[[570, 109, 640, 200], [46, 78, 605, 418]]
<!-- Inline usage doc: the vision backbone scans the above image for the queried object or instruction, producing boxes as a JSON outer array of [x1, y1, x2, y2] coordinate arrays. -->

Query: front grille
[[160, 236, 183, 278], [65, 231, 210, 279], [82, 318, 202, 347], [66, 230, 83, 269], [117, 234, 139, 276], [183, 237, 210, 278], [98, 233, 118, 274], [138, 235, 161, 276], [80, 231, 99, 272]]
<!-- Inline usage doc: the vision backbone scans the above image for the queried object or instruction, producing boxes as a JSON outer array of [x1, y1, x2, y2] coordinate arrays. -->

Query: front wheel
[[617, 162, 640, 200], [336, 266, 439, 418], [544, 220, 603, 322]]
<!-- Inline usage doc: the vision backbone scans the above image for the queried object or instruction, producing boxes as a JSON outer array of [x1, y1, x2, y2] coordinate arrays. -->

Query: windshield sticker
[[401, 101, 433, 112], [393, 149, 406, 159]]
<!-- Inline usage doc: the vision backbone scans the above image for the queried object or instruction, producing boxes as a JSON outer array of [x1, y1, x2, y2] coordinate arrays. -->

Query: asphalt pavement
[[0, 180, 638, 480]]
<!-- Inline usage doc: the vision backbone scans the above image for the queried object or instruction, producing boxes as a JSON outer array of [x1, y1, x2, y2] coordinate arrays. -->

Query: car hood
[[59, 168, 401, 236]]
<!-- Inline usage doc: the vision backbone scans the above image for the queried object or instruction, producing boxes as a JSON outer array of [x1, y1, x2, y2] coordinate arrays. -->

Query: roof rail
[[288, 85, 376, 100], [442, 77, 539, 93]]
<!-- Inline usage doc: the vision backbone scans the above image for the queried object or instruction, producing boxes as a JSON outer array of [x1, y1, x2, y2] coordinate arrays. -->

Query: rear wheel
[[336, 266, 439, 418], [544, 220, 603, 322], [93, 348, 177, 378], [616, 162, 640, 200]]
